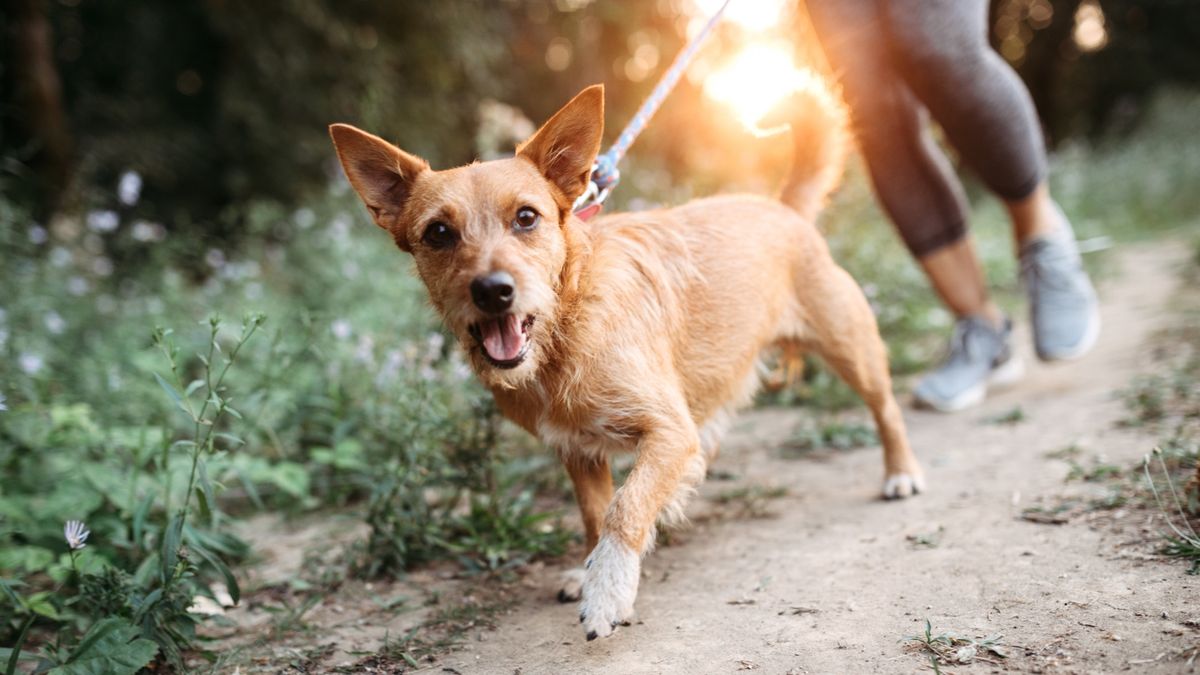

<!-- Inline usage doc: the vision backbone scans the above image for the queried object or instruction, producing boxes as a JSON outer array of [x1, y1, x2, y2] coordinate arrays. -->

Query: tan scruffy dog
[[329, 82, 924, 641]]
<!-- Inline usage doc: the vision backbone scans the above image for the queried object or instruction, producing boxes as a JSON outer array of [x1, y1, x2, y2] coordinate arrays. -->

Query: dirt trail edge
[[432, 239, 1197, 675]]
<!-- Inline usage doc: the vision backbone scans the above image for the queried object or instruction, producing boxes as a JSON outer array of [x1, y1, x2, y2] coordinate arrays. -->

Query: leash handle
[[574, 0, 733, 215]]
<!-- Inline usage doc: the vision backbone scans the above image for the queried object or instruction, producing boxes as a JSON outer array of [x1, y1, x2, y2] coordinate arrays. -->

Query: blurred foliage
[[3, 0, 1196, 248]]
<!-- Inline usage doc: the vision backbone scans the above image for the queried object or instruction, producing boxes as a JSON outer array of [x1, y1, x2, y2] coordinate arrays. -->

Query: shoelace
[[945, 318, 993, 367], [1022, 242, 1080, 300]]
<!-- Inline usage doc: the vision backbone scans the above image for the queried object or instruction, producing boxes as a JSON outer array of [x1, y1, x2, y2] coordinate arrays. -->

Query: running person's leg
[[804, 1, 1020, 411], [883, 0, 1101, 362]]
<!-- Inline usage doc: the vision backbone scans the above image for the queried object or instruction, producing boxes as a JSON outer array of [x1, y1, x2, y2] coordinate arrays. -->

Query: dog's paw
[[557, 567, 585, 603], [883, 471, 925, 499], [578, 537, 639, 640]]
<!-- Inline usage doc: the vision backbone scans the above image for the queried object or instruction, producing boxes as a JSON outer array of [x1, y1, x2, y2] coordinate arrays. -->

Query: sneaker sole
[[1037, 302, 1101, 362], [913, 356, 1026, 414]]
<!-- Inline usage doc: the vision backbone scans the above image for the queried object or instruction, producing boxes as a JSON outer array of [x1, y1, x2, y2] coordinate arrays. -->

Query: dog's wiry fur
[[329, 81, 924, 641]]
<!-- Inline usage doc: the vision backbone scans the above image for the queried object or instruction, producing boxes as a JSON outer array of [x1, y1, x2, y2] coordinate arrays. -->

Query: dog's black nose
[[470, 271, 515, 314]]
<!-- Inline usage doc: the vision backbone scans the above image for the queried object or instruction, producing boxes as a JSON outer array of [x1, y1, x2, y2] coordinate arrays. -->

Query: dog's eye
[[422, 221, 458, 250], [512, 207, 540, 232]]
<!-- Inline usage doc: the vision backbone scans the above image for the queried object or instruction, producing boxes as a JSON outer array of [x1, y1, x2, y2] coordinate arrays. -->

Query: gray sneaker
[[1020, 215, 1100, 362], [913, 315, 1024, 413]]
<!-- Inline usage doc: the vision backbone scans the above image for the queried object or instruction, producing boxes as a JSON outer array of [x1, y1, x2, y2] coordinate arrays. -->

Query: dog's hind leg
[[799, 265, 925, 498]]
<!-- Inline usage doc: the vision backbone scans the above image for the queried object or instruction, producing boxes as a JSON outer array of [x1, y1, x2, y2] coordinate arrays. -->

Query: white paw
[[883, 472, 926, 499], [578, 537, 639, 640], [557, 567, 585, 603]]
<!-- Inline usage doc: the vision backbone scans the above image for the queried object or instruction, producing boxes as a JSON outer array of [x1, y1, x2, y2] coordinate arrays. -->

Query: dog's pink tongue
[[481, 315, 525, 362]]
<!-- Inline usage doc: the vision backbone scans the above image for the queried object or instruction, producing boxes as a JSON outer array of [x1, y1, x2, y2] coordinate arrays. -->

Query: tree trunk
[[8, 0, 74, 218]]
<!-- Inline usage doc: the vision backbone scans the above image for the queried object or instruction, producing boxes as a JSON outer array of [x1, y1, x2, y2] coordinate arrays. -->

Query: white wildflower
[[49, 247, 72, 267], [293, 208, 316, 229], [130, 220, 165, 242], [205, 248, 226, 269], [28, 225, 48, 244], [0, 392, 7, 412], [329, 214, 351, 239], [331, 319, 352, 340], [426, 332, 446, 358], [86, 210, 119, 233], [67, 276, 90, 296], [117, 171, 142, 206], [18, 353, 44, 375], [44, 311, 66, 335], [354, 334, 375, 364], [375, 349, 405, 388], [64, 520, 90, 550]]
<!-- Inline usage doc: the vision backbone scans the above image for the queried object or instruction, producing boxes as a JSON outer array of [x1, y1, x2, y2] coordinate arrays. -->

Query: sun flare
[[690, 0, 791, 33], [702, 42, 818, 131]]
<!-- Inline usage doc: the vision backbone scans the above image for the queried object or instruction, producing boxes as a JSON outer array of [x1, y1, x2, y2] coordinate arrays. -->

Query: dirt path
[[424, 240, 1198, 674]]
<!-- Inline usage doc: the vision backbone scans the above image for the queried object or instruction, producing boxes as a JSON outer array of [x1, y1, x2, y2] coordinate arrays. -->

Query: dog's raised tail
[[779, 73, 849, 224]]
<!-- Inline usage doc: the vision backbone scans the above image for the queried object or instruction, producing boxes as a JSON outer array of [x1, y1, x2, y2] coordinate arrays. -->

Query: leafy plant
[[904, 619, 1008, 668]]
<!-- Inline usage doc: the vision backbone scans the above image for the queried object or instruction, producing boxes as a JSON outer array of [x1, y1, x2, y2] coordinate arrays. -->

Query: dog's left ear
[[329, 123, 428, 246], [517, 85, 604, 205]]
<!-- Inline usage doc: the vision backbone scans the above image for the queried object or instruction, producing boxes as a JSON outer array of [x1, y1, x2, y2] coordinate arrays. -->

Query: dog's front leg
[[557, 454, 613, 603], [579, 420, 700, 640]]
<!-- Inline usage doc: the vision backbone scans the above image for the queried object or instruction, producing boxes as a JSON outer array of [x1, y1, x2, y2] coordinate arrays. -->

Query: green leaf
[[214, 432, 245, 448], [131, 493, 155, 551], [153, 373, 189, 415], [189, 545, 240, 606], [184, 379, 205, 397], [50, 618, 158, 675], [4, 615, 34, 675], [0, 578, 25, 608], [161, 515, 182, 581], [131, 588, 163, 622], [196, 458, 215, 521]]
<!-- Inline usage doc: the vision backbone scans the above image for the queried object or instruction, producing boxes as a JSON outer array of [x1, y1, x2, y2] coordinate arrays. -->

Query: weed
[[1144, 447, 1200, 574], [984, 406, 1026, 426], [1065, 458, 1124, 483], [907, 527, 944, 549], [712, 485, 789, 519], [783, 419, 877, 455], [0, 314, 263, 671], [1045, 443, 1084, 460], [904, 619, 1009, 668]]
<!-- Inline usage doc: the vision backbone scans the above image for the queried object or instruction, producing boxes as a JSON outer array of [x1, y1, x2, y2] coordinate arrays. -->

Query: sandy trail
[[426, 240, 1198, 674]]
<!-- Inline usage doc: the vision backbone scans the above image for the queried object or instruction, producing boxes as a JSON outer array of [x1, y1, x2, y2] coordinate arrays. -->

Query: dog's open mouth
[[468, 314, 535, 369]]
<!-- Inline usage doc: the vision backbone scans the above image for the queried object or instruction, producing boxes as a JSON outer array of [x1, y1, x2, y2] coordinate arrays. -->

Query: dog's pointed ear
[[329, 123, 428, 246], [516, 85, 604, 205]]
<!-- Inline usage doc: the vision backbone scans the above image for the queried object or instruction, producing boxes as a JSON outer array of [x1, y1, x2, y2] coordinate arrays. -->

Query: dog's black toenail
[[611, 621, 618, 628], [579, 612, 585, 623], [586, 631, 598, 641], [558, 589, 571, 603]]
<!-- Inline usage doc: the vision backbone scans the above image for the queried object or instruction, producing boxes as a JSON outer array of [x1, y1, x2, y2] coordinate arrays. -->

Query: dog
[[328, 81, 924, 641]]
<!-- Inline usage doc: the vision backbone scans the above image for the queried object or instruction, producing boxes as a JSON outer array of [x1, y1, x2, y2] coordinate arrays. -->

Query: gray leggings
[[806, 0, 1047, 256]]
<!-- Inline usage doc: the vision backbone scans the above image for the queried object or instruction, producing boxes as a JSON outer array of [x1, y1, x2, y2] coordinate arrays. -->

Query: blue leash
[[573, 0, 733, 217]]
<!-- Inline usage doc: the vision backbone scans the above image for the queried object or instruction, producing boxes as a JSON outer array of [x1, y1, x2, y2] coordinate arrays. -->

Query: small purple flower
[[64, 520, 90, 550]]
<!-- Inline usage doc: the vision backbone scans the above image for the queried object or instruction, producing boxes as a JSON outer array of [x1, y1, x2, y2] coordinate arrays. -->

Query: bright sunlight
[[690, 0, 790, 32], [702, 42, 816, 131]]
